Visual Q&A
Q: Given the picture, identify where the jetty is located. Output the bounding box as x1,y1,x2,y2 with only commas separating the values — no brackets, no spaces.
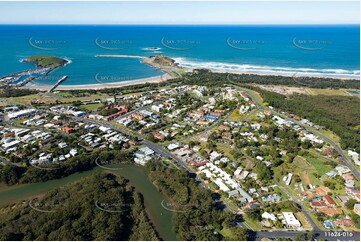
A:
48,76,68,92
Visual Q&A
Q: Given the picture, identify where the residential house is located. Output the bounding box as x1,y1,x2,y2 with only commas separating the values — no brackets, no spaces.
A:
334,219,355,228
282,212,301,228
318,207,343,217
324,195,336,207
262,212,277,222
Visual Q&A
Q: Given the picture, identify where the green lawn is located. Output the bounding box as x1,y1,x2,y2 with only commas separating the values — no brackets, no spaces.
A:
216,143,234,159
306,157,332,176
228,110,244,122
5,93,112,105
79,103,104,111
161,159,179,169
306,88,348,96
317,129,341,146
292,156,326,186
246,89,264,104
273,186,289,200
243,215,267,231
56,91,73,97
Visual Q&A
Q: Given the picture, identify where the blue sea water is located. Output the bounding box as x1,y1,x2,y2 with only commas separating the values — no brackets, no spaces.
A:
0,25,359,86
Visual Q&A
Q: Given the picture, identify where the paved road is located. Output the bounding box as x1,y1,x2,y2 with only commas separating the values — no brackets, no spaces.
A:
273,180,321,231
229,82,360,180
2,87,359,241
115,87,189,121
176,107,236,144
227,82,361,235
68,114,209,188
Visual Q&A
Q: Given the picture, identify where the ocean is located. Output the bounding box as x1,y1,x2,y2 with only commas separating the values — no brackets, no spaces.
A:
0,25,359,86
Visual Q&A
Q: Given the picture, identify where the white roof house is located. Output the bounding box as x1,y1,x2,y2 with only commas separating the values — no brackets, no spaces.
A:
99,126,111,133
8,109,36,120
202,169,216,179
282,212,301,228
262,212,277,222
283,173,293,186
214,178,230,192
234,167,243,177
138,146,154,156
348,150,360,165
1,140,20,149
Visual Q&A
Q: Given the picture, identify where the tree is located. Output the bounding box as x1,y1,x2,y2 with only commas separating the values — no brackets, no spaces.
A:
255,162,273,181
0,165,26,185
0,173,159,240
147,133,156,142
245,207,261,222
350,213,360,228
188,141,195,148
294,232,306,241
294,175,302,183
345,199,357,210
306,231,315,241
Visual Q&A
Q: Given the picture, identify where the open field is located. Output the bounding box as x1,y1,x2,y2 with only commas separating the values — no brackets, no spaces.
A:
295,212,313,229
243,214,267,231
255,84,352,96
228,110,244,121
305,157,332,176
307,88,349,96
256,85,311,95
317,129,342,146
216,143,235,158
4,92,112,105
247,89,264,104
293,156,331,183
79,103,104,111
273,186,289,200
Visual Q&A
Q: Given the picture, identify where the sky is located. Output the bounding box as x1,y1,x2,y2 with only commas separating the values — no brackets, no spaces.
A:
0,1,359,25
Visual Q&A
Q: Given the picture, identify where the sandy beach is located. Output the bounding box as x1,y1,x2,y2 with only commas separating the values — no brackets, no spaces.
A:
22,73,174,91
19,60,359,91
217,69,360,80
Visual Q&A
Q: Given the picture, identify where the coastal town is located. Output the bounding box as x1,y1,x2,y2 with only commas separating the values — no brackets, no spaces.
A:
0,1,359,241
0,80,359,238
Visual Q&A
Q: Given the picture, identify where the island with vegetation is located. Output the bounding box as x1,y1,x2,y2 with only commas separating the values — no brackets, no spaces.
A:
22,55,69,68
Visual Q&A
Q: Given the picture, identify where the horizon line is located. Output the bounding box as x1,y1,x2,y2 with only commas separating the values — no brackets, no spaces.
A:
0,23,359,26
